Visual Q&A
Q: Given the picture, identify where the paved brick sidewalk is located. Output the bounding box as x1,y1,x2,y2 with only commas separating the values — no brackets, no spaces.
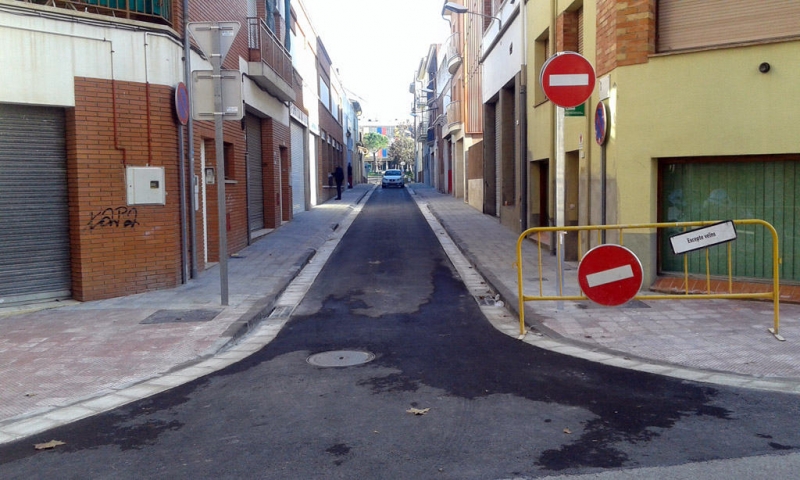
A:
410,185,800,385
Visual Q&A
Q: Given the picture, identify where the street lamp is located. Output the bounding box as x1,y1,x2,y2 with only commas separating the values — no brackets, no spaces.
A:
441,1,502,29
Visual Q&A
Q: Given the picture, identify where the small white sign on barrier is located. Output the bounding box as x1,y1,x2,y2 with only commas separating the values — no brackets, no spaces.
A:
669,220,737,255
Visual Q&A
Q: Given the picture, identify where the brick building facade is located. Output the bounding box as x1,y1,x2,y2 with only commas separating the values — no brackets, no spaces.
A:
0,0,298,303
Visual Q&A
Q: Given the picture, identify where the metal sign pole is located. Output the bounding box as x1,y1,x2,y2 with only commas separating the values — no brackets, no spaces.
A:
187,21,241,306
211,29,229,306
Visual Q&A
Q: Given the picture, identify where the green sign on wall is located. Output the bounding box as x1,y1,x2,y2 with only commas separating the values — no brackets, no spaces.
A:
564,103,585,117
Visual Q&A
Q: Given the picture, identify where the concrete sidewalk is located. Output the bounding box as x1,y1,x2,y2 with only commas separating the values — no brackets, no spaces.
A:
1,182,798,444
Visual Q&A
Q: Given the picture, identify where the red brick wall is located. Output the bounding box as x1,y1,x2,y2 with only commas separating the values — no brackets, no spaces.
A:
68,78,182,301
596,0,656,76
317,66,344,203
557,10,579,52
263,118,291,228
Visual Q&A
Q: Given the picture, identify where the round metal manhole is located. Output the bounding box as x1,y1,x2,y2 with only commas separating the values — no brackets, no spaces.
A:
307,350,375,368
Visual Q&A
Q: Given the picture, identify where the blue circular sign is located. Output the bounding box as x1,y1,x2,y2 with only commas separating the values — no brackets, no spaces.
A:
175,82,190,126
595,102,608,146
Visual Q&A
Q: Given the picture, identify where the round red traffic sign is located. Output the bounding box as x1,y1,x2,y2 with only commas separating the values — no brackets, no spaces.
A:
539,52,596,108
578,244,643,306
175,82,190,126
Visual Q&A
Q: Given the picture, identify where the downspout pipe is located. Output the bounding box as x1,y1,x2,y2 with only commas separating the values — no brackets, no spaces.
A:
284,0,291,51
183,0,197,279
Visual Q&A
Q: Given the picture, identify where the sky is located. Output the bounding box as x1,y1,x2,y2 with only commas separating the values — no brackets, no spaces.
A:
301,0,451,123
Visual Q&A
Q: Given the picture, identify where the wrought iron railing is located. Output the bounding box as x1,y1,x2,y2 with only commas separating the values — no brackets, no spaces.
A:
247,17,292,84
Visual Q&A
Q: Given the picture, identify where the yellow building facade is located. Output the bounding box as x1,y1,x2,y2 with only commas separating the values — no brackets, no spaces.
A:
523,0,800,290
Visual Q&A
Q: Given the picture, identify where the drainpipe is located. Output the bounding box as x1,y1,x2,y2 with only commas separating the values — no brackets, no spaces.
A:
284,0,291,51
519,0,528,232
184,0,197,279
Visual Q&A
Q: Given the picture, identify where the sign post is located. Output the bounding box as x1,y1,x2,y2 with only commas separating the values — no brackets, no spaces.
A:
578,244,643,306
188,21,241,306
540,52,597,273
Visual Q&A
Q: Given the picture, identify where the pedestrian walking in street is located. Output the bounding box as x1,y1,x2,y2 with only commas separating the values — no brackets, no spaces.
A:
334,165,344,200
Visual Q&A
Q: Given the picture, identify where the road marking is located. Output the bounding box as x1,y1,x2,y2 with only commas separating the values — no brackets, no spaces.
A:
586,264,634,288
549,74,589,86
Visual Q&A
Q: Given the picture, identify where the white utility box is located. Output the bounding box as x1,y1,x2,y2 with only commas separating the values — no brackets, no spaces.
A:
126,166,166,205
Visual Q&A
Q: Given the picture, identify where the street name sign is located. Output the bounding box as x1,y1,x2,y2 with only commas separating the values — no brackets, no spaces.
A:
669,221,737,255
578,244,643,306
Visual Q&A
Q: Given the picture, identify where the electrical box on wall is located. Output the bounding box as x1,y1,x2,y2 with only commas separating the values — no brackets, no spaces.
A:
126,166,166,205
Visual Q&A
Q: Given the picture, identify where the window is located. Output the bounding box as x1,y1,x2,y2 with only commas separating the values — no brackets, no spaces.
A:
319,77,330,111
224,143,235,180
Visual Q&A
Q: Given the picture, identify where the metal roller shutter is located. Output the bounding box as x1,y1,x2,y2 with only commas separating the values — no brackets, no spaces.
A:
657,0,800,53
659,156,800,282
246,115,264,232
290,121,306,214
0,104,71,304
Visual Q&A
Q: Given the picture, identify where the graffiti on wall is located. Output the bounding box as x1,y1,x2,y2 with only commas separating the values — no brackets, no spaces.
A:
88,207,140,230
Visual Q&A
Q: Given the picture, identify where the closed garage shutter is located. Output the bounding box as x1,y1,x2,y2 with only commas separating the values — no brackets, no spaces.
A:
290,120,306,214
0,104,71,304
246,115,264,232
657,0,800,53
659,156,800,282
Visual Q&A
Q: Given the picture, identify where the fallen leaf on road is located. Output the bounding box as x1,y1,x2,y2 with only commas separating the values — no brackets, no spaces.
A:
34,440,65,450
563,428,572,434
406,408,430,416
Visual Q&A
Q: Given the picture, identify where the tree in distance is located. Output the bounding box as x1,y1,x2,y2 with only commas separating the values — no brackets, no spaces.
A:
388,123,414,172
363,131,389,172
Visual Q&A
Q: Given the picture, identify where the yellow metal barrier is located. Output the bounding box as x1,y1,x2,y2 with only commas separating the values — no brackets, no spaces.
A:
515,220,783,341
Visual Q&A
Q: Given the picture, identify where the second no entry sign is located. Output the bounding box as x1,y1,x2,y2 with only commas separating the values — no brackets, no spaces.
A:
578,244,643,306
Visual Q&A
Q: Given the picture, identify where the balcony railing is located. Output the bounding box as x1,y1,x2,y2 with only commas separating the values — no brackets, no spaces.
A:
445,100,462,127
444,32,463,75
417,120,429,142
247,17,292,84
24,0,173,26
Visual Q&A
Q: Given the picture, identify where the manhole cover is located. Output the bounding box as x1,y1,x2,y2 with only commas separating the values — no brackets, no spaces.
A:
140,309,221,324
307,350,375,368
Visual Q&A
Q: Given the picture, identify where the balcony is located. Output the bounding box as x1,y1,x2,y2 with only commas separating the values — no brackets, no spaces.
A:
444,101,462,135
444,32,463,75
21,0,173,26
416,120,429,142
247,17,295,103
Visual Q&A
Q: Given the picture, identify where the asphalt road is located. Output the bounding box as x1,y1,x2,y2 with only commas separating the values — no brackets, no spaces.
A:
0,187,798,479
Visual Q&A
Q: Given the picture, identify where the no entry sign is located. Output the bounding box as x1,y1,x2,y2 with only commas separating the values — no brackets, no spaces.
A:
540,52,596,108
578,244,643,306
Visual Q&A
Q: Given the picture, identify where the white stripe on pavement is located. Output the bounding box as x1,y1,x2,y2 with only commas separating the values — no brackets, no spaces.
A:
586,264,634,288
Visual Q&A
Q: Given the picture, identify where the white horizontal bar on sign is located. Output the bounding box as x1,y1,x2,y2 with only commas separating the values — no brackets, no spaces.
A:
586,265,634,288
549,74,589,87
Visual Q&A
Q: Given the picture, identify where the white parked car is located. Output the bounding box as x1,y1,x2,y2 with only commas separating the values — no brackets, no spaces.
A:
381,169,405,188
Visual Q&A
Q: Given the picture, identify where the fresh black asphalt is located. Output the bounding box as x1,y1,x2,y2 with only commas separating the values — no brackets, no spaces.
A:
1,188,798,479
